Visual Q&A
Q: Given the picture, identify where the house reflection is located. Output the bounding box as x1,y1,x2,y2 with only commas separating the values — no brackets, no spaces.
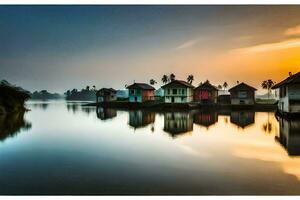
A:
0,111,31,141
128,110,155,129
230,111,255,129
194,111,218,128
163,112,193,138
96,107,117,120
275,116,300,156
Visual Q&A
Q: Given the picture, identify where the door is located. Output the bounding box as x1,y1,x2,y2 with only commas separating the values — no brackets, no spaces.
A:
135,97,138,102
171,97,175,103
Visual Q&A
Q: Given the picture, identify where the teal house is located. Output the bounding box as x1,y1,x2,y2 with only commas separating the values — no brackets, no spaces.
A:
126,83,155,103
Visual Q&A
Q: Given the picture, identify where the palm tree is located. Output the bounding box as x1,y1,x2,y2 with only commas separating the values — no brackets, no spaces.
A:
187,74,194,84
150,79,157,85
161,75,169,84
169,73,176,82
217,85,222,90
92,85,96,91
223,82,228,92
86,86,90,91
261,79,275,99
236,81,240,85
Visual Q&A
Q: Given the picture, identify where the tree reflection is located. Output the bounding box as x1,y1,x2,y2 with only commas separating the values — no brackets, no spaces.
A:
0,111,31,141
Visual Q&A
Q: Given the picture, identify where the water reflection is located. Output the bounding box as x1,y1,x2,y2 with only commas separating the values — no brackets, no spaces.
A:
230,111,255,129
128,110,155,129
163,112,193,138
31,102,49,110
96,107,117,120
0,111,31,141
194,111,218,128
276,116,300,156
66,103,96,116
2,102,300,194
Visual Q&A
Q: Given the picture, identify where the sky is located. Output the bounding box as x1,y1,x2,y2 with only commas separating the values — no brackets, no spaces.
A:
1,5,300,94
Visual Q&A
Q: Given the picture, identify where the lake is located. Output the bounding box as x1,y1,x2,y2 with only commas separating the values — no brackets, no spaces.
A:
0,101,299,195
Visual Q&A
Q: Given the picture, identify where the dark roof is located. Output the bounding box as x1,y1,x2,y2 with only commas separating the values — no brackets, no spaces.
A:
97,88,116,95
195,81,218,91
228,82,257,92
161,80,194,89
126,83,155,90
272,71,300,89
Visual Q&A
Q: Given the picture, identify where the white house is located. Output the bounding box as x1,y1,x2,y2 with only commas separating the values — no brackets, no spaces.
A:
272,72,300,114
161,80,194,103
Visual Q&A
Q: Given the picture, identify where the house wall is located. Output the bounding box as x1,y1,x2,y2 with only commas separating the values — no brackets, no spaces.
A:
128,89,142,103
288,84,300,113
142,90,155,101
164,87,193,103
194,89,218,103
128,89,154,103
230,90,255,105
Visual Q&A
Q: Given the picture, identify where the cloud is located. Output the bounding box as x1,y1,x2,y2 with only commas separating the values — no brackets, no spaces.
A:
175,39,200,50
285,24,300,36
231,38,300,53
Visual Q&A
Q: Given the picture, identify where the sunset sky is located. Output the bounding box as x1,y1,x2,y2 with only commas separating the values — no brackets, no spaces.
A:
1,5,300,93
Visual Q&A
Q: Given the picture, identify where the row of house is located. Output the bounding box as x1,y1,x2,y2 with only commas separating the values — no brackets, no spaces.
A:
125,80,257,105
96,71,300,113
97,80,257,105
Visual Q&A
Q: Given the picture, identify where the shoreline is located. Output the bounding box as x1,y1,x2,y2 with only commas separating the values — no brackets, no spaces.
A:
83,101,278,112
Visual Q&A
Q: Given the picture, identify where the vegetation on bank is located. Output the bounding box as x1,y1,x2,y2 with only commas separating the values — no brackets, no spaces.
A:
64,86,97,101
0,80,30,114
30,90,63,100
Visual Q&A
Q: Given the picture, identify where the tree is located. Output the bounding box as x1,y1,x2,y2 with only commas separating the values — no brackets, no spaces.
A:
217,85,222,90
169,73,176,82
223,82,228,92
150,79,157,85
187,74,194,84
92,85,96,91
261,79,275,99
236,81,240,85
161,75,169,84
86,86,90,91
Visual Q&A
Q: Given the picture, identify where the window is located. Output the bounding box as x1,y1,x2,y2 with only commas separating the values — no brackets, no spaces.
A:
238,91,247,98
130,89,135,95
181,97,185,101
173,89,177,94
182,89,185,94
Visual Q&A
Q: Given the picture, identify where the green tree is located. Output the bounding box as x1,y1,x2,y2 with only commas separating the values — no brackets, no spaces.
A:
223,82,228,92
187,74,194,84
150,79,157,85
261,79,275,99
169,73,176,82
161,75,169,84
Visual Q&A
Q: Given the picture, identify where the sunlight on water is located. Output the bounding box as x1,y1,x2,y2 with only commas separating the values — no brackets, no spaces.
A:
0,101,299,194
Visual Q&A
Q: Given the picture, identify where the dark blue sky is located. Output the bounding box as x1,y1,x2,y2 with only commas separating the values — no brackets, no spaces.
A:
1,6,300,92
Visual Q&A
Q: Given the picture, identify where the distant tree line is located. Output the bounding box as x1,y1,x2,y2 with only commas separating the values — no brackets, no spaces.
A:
64,85,96,101
31,90,62,100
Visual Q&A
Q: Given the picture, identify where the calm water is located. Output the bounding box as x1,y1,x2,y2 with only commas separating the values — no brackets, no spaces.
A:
0,101,300,195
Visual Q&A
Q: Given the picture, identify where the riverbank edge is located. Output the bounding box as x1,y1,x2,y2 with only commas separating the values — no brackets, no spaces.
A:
83,101,277,112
